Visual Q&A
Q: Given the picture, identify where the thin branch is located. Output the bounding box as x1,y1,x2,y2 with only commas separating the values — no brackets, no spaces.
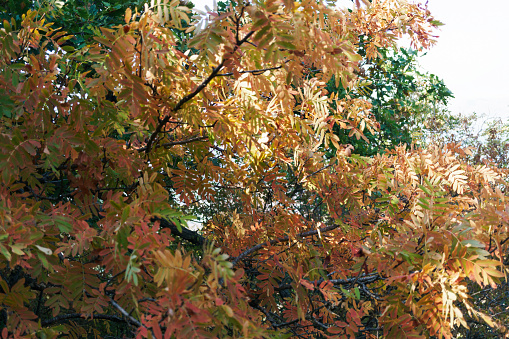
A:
109,298,142,328
231,223,341,267
41,312,139,327
350,256,368,287
303,164,333,181
234,6,245,44
274,318,300,328
216,65,284,77
275,273,382,292
137,135,208,152
35,288,44,317
288,164,333,197
308,316,329,330
145,30,255,153
106,270,126,289
250,303,278,329
329,273,381,286
159,135,208,148
154,217,206,246
360,283,381,300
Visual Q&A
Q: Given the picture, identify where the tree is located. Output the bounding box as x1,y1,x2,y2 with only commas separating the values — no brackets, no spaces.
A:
0,0,149,48
326,46,455,157
447,114,509,168
0,1,507,338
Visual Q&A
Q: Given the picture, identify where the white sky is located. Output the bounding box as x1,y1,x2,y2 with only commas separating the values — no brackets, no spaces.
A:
191,0,509,120
416,0,509,120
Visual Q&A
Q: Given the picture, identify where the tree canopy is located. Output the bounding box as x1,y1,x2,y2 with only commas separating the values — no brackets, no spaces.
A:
0,1,508,338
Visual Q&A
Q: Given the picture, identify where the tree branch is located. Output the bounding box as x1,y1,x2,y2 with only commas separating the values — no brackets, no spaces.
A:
274,273,382,292
41,312,139,327
159,135,208,148
154,217,206,246
231,223,341,267
109,298,142,328
145,30,255,153
216,65,284,77
137,135,208,152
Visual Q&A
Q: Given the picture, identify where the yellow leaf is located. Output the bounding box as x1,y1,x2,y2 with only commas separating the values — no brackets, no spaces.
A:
125,8,132,24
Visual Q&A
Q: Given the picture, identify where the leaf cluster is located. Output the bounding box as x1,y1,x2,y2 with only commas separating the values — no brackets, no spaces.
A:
0,1,507,339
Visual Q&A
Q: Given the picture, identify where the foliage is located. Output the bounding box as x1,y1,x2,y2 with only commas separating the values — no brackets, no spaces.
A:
448,114,509,168
327,46,455,157
1,0,149,49
0,1,507,339
421,114,509,338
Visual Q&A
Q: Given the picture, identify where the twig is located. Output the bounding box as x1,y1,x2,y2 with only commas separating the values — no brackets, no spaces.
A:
274,318,300,328
360,282,381,300
35,288,45,317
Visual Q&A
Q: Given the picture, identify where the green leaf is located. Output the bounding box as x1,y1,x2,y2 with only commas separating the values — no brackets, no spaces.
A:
117,226,130,250
11,243,25,255
62,45,75,53
276,41,296,50
122,205,130,223
344,51,362,62
252,17,268,30
55,217,73,233
353,287,360,299
418,184,432,196
0,244,11,261
3,20,11,33
461,239,485,248
37,251,50,269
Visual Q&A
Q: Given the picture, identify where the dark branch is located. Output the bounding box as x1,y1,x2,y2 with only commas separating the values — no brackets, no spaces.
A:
274,273,382,292
216,65,283,77
145,30,255,153
137,135,208,152
41,313,139,327
159,135,208,148
249,303,278,329
303,164,333,181
154,217,206,246
231,223,341,267
109,298,142,328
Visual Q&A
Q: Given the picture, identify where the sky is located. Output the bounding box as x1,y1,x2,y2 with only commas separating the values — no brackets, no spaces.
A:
191,0,509,121
415,1,509,121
